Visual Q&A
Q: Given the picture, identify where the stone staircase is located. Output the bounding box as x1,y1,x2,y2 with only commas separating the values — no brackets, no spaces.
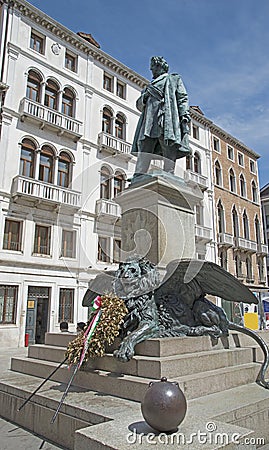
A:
8,332,265,401
0,331,269,449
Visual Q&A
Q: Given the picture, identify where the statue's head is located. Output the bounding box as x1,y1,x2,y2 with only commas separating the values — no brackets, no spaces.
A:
113,255,160,299
150,56,169,78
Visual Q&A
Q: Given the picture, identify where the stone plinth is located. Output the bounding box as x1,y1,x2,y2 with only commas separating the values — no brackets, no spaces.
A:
114,174,203,268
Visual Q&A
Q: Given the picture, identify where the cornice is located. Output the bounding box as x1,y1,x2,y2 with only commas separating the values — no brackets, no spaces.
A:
190,107,260,160
4,0,148,88
190,107,212,127
209,122,260,159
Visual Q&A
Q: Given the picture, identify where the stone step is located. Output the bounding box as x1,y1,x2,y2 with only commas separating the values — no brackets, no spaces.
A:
10,356,261,402
45,332,240,358
44,330,268,359
29,344,254,379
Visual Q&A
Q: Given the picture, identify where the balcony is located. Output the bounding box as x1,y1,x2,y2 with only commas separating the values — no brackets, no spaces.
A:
184,170,209,190
257,243,268,256
217,233,234,247
20,98,82,142
95,198,121,222
195,224,212,243
11,176,81,211
234,237,257,253
98,132,132,159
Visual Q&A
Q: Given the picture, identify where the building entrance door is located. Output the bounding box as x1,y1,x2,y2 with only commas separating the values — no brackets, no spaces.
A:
25,286,50,345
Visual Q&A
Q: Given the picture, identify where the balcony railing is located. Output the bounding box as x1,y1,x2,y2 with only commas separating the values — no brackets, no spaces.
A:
195,224,212,242
20,98,82,141
12,176,81,210
184,170,209,190
98,132,132,157
257,243,268,256
234,237,257,253
95,198,121,219
217,233,234,247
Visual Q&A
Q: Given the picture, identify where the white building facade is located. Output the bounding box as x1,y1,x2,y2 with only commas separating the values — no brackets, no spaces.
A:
0,0,216,347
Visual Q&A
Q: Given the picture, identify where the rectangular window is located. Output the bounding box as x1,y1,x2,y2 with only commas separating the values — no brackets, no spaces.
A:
0,285,18,324
116,80,126,99
103,73,113,92
250,159,256,173
65,50,77,72
98,236,110,262
3,219,22,251
266,215,269,228
192,124,199,140
227,146,234,160
34,225,51,255
195,205,203,226
61,230,76,258
58,288,74,323
30,30,45,54
113,239,121,263
213,137,220,152
238,152,244,166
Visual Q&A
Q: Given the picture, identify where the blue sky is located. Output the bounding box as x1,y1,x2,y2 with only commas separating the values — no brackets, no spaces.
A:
29,0,269,188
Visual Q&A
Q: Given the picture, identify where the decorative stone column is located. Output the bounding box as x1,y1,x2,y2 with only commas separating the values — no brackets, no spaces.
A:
114,174,203,269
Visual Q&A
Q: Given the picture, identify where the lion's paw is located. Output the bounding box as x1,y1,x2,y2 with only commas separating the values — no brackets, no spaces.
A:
113,341,135,362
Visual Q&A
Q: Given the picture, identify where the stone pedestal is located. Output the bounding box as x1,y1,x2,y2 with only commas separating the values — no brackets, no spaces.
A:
114,174,203,269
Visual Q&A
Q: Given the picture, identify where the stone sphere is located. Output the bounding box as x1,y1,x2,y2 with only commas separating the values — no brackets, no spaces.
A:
141,377,187,432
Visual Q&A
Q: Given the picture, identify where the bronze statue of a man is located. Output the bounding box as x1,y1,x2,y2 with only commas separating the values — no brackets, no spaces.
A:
131,56,191,180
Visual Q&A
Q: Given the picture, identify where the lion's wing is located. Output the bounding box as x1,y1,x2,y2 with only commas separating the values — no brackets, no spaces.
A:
155,259,258,306
82,271,116,307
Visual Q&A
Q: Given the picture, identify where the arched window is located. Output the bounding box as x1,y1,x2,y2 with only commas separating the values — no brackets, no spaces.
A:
243,211,249,240
100,166,111,199
186,154,192,170
246,256,252,281
115,114,125,140
114,171,125,197
219,250,227,270
102,108,113,134
240,174,246,197
20,138,36,178
258,258,264,282
39,146,54,183
255,216,261,244
44,79,59,110
215,161,222,186
229,169,236,193
58,152,72,187
217,200,225,234
232,206,239,237
26,70,41,102
252,181,257,203
235,254,242,278
62,88,75,117
193,152,201,174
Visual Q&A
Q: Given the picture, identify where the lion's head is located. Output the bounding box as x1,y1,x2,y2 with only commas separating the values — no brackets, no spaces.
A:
113,255,160,299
